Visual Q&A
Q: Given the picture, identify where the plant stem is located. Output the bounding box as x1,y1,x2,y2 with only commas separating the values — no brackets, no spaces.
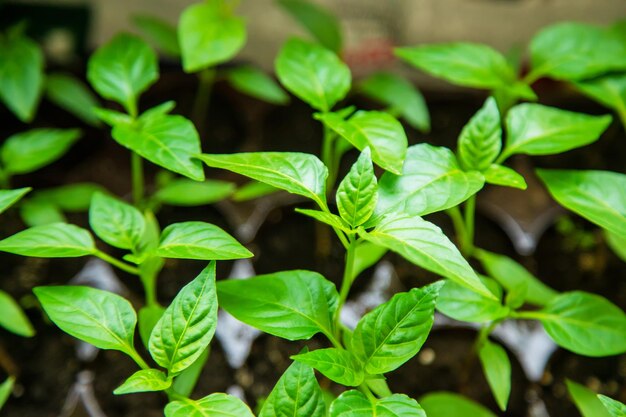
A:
358,383,377,402
321,124,337,190
447,206,467,248
192,68,216,135
93,250,140,275
131,152,145,208
0,169,10,189
462,196,476,256
127,348,150,370
335,237,357,325
140,263,160,307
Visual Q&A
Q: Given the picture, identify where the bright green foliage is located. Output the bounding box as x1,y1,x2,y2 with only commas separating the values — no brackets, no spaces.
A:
566,380,611,417
0,31,44,122
350,282,442,374
46,73,101,126
501,104,611,160
90,192,145,251
30,183,107,212
0,188,30,214
0,223,95,258
420,392,497,417
296,209,350,233
598,395,626,417
133,15,180,57
330,391,426,417
149,263,218,374
165,393,255,417
276,38,351,112
575,74,626,119
0,290,34,336
359,71,430,132
154,178,235,206
292,348,364,386
0,377,14,410
483,164,527,189
316,111,408,174
457,97,501,172
336,148,378,227
478,339,511,411
225,66,289,105
218,270,338,341
178,1,246,73
351,241,387,281
114,369,171,395
437,277,508,323
87,33,158,115
34,286,138,355
259,359,326,417
277,0,342,53
1,128,82,175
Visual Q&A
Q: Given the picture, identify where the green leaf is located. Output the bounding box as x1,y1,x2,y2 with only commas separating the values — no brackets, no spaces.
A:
171,348,209,398
93,107,133,126
530,22,626,81
232,181,279,202
537,170,626,240
292,348,364,386
483,164,527,190
87,33,158,114
316,110,407,175
165,393,255,417
477,250,557,306
198,152,328,206
114,369,171,395
277,0,342,53
218,270,338,341
133,15,180,57
0,377,14,409
295,208,350,233
330,391,426,417
31,183,107,212
33,286,137,355
437,277,508,323
575,74,626,117
226,65,289,105
420,392,497,417
0,290,34,336
350,282,442,374
457,97,501,172
155,178,235,206
89,192,145,250
0,188,30,215
111,105,204,181
535,291,626,356
46,73,101,126
374,144,484,219
395,43,518,91
605,229,626,263
149,263,218,374
0,223,95,258
1,128,82,175
19,200,66,227
259,359,326,417
0,33,43,122
138,305,164,348
362,214,493,299
501,104,611,160
598,395,626,417
178,1,246,73
157,221,251,260
478,339,511,411
359,71,430,132
336,148,378,227
566,380,611,417
275,38,350,112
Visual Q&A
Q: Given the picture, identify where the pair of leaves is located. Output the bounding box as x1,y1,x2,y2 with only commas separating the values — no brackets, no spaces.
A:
330,390,426,417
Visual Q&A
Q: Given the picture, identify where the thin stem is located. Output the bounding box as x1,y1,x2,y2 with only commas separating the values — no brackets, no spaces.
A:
462,196,476,256
358,383,377,402
140,262,160,307
192,68,216,134
316,199,350,250
335,237,357,324
447,206,467,248
127,348,150,370
131,152,145,208
94,250,140,275
0,169,10,189
474,319,501,351
321,124,337,190
510,310,547,321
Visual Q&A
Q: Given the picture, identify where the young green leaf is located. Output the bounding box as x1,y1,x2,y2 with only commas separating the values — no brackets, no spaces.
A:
457,97,501,172
114,369,171,395
225,65,289,105
149,262,218,374
1,128,82,175
133,15,180,57
165,393,255,417
138,305,165,348
0,223,95,257
362,214,493,299
217,270,338,341
566,380,611,417
0,33,43,122
501,104,611,160
350,282,442,374
154,178,235,207
178,1,246,73
275,38,350,112
90,192,145,250
157,221,251,260
292,348,364,386
537,170,626,240
19,200,66,227
575,74,626,119
598,395,626,417
87,33,158,114
232,181,279,202
198,152,328,206
483,164,527,190
437,277,508,323
259,359,326,417
478,339,511,411
31,183,107,212
336,148,378,227
0,188,30,215
34,286,137,355
46,73,101,126
93,107,134,126
295,208,351,233
359,71,430,132
0,377,14,409
351,241,387,281
277,0,342,53
317,111,408,175
0,290,34,337
420,392,497,417
330,390,426,417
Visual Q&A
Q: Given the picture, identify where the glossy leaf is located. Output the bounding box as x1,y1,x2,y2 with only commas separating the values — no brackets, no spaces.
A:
149,263,218,374
31,183,107,212
34,286,137,355
330,390,426,417
501,104,611,160
0,223,95,258
362,214,493,299
178,1,246,72
1,128,82,175
295,208,350,232
457,97,501,172
275,38,350,111
336,148,378,227
350,282,442,374
133,15,180,56
90,192,145,250
292,348,364,386
0,377,14,409
567,380,611,417
277,0,342,52
575,74,626,117
479,340,511,411
114,369,171,395
154,178,235,206
165,393,255,417
420,392,497,417
218,270,338,341
87,33,158,114
437,277,508,323
226,65,289,105
198,152,328,205
598,395,626,417
46,73,101,126
0,290,34,336
483,164,527,189
0,188,30,215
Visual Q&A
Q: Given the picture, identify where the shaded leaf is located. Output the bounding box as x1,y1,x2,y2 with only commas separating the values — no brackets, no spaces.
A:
226,65,289,105
154,179,235,206
292,348,363,386
46,73,101,126
0,290,34,336
277,0,342,52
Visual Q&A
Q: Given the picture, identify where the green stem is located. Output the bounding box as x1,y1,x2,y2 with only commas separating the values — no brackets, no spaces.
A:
321,124,337,190
0,169,10,189
358,383,377,402
447,206,467,248
474,319,501,351
140,264,159,307
335,237,357,325
510,310,547,321
192,68,216,134
94,250,140,275
316,199,350,250
127,348,150,370
462,196,476,256
131,152,145,208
